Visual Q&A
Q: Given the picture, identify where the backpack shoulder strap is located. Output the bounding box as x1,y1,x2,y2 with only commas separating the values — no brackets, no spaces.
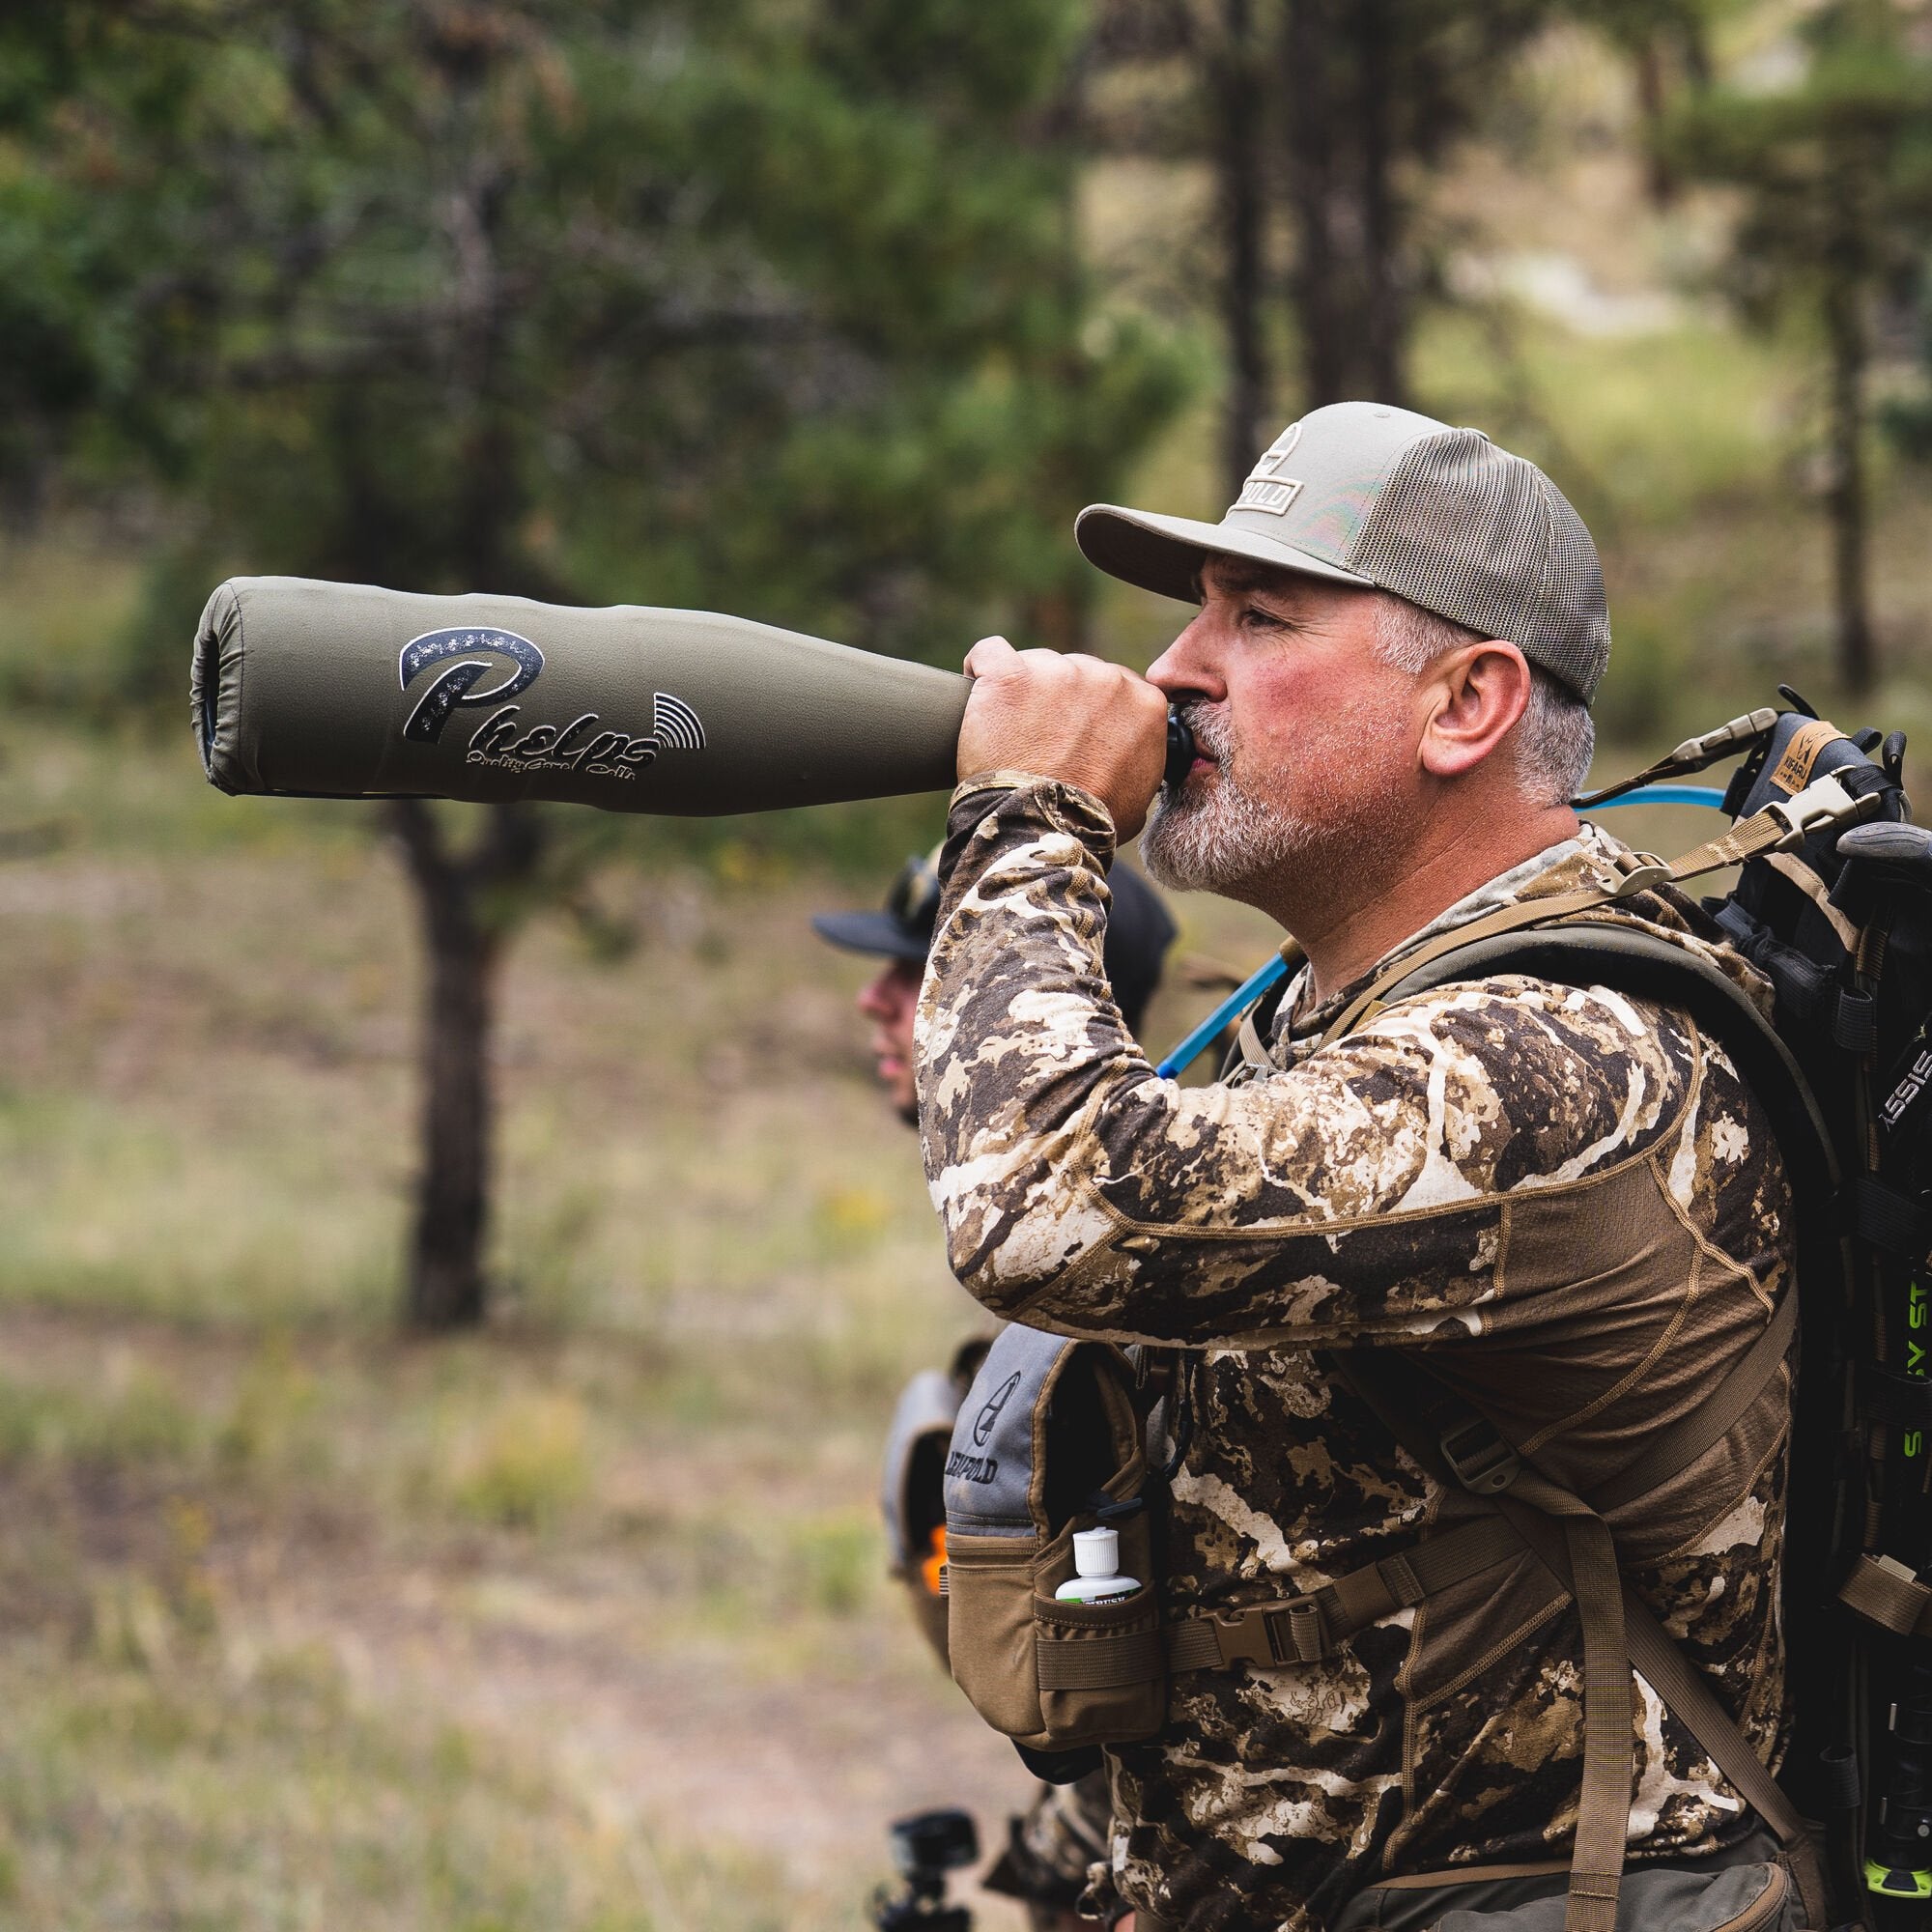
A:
1334,915,1846,1927
1321,767,1880,1051
1346,922,1839,1206
1338,1345,1826,1928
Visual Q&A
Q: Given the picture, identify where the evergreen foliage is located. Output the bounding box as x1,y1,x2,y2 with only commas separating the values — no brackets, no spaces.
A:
0,0,1190,1327
0,0,1188,657
1666,0,1932,693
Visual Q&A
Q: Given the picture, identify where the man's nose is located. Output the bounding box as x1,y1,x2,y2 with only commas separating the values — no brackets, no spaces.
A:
1148,609,1226,703
858,967,897,1018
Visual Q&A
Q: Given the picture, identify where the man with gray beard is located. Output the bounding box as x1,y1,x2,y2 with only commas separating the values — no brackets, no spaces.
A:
913,403,1797,1929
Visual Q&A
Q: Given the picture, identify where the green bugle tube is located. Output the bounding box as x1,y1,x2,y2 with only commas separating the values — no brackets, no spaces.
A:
191,577,972,816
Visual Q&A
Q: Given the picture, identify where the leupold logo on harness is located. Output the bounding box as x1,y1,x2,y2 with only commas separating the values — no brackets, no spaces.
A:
972,1372,1021,1447
945,1448,999,1485
398,628,706,781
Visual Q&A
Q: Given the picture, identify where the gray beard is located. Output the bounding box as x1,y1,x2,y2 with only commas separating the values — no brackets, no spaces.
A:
1140,709,1318,895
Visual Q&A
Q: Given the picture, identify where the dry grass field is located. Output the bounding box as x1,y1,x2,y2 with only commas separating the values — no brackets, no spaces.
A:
0,705,1301,1930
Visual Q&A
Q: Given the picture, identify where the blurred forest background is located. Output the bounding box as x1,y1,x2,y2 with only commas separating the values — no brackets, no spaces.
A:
4,1,1932,1926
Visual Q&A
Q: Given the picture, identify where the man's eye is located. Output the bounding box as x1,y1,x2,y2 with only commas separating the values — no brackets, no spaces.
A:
1240,605,1284,630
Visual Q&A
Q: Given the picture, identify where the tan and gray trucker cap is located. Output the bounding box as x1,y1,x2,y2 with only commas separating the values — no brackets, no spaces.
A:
1076,401,1610,702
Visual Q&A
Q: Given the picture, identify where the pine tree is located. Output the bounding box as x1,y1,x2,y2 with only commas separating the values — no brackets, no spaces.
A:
1668,0,1932,695
3,0,1189,1326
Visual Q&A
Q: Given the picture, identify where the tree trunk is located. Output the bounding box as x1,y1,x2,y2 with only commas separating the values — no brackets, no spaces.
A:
1633,41,1677,209
1282,0,1409,409
1284,0,1344,407
1352,0,1404,405
388,798,544,1330
1213,0,1270,495
1823,273,1876,696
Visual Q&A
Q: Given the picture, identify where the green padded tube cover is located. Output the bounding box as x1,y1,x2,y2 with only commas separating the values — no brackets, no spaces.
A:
192,577,972,815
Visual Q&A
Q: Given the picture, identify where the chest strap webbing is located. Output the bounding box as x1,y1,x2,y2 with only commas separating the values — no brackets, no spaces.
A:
1160,1284,1796,1678
1340,1345,1819,1929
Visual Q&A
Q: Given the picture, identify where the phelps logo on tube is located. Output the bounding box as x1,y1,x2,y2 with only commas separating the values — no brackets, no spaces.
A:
398,626,706,781
191,576,968,815
400,628,547,742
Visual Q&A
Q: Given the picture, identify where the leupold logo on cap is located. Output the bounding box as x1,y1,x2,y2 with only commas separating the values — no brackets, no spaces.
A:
398,627,705,781
1235,421,1304,517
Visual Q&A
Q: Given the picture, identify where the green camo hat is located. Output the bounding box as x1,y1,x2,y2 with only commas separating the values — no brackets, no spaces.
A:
1076,400,1610,702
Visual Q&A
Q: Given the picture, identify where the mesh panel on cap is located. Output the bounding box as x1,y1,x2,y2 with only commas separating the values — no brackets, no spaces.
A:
1343,428,1609,699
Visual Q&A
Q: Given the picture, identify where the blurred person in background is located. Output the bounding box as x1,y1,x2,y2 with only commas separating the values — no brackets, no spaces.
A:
814,851,1177,1927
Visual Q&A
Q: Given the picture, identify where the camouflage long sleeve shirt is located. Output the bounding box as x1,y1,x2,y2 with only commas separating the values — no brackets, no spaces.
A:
916,774,1794,1932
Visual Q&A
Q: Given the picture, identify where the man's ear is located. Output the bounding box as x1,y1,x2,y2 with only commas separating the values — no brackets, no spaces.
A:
1416,641,1533,781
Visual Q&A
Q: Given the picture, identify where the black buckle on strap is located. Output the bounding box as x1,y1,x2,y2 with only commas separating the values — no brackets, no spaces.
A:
1439,1418,1521,1494
1858,1362,1932,1432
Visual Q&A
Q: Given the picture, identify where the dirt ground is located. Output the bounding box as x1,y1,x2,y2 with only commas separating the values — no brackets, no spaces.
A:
0,724,1289,1927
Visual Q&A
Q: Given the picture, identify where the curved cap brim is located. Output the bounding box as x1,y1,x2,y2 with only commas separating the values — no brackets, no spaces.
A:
810,910,929,962
1076,504,1373,605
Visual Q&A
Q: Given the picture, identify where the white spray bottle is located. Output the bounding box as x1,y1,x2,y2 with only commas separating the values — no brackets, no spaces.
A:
1054,1525,1142,1605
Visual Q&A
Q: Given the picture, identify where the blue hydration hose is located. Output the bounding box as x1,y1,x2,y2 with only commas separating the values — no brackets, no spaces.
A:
1152,782,1729,1079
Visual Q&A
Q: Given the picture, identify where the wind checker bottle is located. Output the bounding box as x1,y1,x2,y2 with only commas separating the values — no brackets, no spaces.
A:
937,691,1932,1932
1054,1527,1142,1605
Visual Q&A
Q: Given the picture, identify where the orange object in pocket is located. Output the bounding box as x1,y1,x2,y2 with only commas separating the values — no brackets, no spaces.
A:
921,1525,948,1597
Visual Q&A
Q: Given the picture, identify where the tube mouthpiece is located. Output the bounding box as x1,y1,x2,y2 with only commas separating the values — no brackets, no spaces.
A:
1164,710,1195,789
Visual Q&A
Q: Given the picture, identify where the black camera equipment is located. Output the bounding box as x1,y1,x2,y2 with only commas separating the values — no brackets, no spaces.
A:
870,1808,979,1932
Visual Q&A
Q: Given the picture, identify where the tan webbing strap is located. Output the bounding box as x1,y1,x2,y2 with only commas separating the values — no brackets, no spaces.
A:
1235,943,1303,1070
1589,1286,1798,1518
1838,1551,1932,1638
1035,1627,1166,1690
1337,1352,1814,1932
1317,1359,1634,1931
1762,850,1862,953
1616,1585,1805,1849
1319,782,1872,1049
1502,1469,1634,1932
1486,1487,1821,1924
1321,883,1620,1047
1236,1007,1272,1070
1618,1583,1827,1931
1164,1516,1523,1674
1350,1351,1806,1851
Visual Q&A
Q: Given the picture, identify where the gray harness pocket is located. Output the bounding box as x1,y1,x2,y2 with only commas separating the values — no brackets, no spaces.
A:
1335,1852,1804,1932
941,1323,1165,1750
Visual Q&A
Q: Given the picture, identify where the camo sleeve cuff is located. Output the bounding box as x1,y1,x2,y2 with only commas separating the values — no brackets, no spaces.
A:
945,772,1119,863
